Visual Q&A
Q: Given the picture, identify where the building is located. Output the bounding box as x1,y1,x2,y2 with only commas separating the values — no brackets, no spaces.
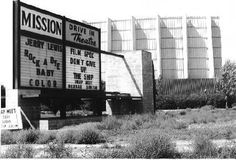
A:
88,16,222,80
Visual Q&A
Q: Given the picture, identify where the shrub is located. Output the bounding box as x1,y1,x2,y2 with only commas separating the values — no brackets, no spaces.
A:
219,127,233,140
98,116,122,130
185,93,206,109
94,132,180,159
156,94,206,110
192,135,217,158
174,95,187,109
121,120,140,130
201,105,215,110
128,132,180,158
56,129,76,144
186,110,216,124
190,128,216,139
93,149,130,158
1,130,17,144
57,128,105,144
120,114,153,130
156,95,177,110
15,129,40,144
61,122,100,130
159,119,188,130
74,128,105,144
207,93,226,108
217,145,236,158
155,92,226,110
43,139,74,158
1,144,35,158
37,131,57,144
179,110,186,115
190,126,236,140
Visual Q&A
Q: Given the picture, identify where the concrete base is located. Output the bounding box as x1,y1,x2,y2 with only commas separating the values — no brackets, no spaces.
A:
105,98,142,115
37,116,104,130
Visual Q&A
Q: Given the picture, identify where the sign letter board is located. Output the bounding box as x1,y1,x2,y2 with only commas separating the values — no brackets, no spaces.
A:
66,47,100,90
20,36,63,88
13,1,101,91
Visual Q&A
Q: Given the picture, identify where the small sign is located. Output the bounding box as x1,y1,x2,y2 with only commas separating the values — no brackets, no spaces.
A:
1,107,23,130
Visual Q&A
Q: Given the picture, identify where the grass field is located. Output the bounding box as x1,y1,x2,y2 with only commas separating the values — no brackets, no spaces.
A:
2,106,236,158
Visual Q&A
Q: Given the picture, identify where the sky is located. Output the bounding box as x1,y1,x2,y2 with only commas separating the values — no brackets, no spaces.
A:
0,0,236,88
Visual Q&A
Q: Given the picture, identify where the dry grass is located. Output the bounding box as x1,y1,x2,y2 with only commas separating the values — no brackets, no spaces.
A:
2,108,236,158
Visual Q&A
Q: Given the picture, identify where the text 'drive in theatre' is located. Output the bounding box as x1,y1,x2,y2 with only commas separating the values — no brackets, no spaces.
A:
20,36,63,88
66,46,100,90
65,21,99,49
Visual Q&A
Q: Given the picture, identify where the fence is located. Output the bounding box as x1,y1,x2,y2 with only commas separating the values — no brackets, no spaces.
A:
157,78,217,95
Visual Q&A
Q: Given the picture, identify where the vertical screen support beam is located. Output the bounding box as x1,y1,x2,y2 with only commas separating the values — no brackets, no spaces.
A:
207,16,215,78
182,15,189,79
156,15,162,78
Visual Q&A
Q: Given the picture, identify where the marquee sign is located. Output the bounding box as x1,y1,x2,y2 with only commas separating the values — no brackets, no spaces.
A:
13,1,101,91
66,47,100,90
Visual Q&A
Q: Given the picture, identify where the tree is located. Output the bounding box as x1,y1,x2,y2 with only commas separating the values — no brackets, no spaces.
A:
155,75,163,96
216,60,236,108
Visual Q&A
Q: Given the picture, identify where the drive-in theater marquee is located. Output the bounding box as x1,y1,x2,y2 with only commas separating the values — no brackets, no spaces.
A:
13,1,101,91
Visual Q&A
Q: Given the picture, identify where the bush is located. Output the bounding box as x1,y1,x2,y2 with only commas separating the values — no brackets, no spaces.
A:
120,114,154,130
16,129,40,144
185,93,206,109
1,130,17,144
159,119,188,130
37,131,57,144
207,93,226,108
121,120,140,130
155,93,226,110
57,128,105,144
1,144,35,158
43,139,74,158
93,149,131,158
189,126,236,140
94,132,180,159
56,129,76,144
179,110,186,115
156,95,177,110
61,122,100,130
185,110,216,124
75,128,105,144
217,146,236,158
201,105,215,110
192,135,217,158
98,116,122,130
128,132,180,158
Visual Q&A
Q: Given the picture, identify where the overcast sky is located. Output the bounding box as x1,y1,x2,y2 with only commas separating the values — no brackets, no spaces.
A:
0,0,236,87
